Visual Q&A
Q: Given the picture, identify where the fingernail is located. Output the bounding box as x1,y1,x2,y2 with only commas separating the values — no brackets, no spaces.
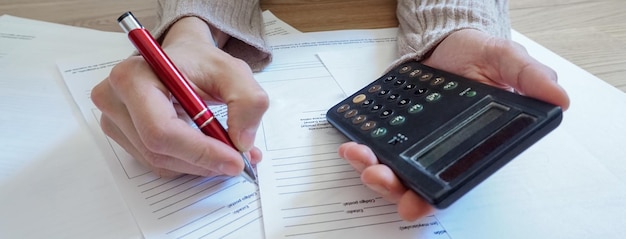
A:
367,183,390,196
238,128,256,151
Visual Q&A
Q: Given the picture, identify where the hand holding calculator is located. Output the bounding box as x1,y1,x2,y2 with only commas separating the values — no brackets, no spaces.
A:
326,61,562,209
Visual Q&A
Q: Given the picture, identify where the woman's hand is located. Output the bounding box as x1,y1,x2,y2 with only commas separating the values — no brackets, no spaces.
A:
339,29,570,221
91,17,269,178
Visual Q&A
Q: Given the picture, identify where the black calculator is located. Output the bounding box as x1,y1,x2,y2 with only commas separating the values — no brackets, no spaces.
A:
326,61,562,209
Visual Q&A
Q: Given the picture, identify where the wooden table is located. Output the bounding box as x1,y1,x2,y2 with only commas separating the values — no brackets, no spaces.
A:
2,0,625,91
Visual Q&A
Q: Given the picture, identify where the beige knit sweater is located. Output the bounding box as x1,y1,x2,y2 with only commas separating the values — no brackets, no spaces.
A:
152,0,511,72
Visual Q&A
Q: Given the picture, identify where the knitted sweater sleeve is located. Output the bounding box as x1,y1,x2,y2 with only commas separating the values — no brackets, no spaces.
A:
152,0,272,71
395,0,511,64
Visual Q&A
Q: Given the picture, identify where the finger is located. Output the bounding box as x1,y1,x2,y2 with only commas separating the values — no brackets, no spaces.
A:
100,115,182,178
514,60,570,110
92,76,151,160
107,58,244,176
489,41,570,110
361,164,407,203
338,142,379,173
396,191,435,221
94,80,218,177
190,54,269,152
361,164,434,221
247,146,263,165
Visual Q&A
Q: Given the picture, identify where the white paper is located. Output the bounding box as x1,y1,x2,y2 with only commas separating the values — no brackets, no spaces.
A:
262,10,302,37
255,28,453,238
315,30,626,238
55,11,304,239
58,52,265,238
0,15,140,239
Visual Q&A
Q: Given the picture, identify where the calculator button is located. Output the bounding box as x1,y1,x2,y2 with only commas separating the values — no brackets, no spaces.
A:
352,94,367,104
399,65,412,73
409,69,422,77
384,76,397,83
465,90,477,97
398,98,411,107
371,104,383,111
443,81,458,90
362,99,374,107
378,89,390,97
415,88,428,96
404,83,416,90
459,88,478,97
344,109,358,118
419,73,433,81
408,104,424,114
361,121,377,131
425,93,442,102
368,84,382,93
389,115,406,126
336,104,350,113
431,77,445,86
387,94,400,101
394,79,406,87
380,109,393,118
370,127,387,138
352,115,367,124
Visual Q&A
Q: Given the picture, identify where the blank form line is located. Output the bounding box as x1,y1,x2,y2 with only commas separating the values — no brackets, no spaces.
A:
279,184,364,195
365,203,395,210
166,207,224,236
283,210,344,219
263,61,323,72
155,179,242,219
144,176,200,199
198,205,263,239
282,202,340,211
137,175,164,188
285,212,398,228
284,219,403,237
274,163,351,173
217,214,263,239
271,152,337,162
273,157,342,167
149,176,218,206
175,210,230,239
139,175,186,192
153,178,230,215
277,176,361,187
276,170,355,180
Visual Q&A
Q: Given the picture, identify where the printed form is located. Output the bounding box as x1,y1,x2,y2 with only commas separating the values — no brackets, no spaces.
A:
256,28,626,239
255,29,450,238
58,11,299,239
57,10,626,239
59,52,264,239
59,18,449,238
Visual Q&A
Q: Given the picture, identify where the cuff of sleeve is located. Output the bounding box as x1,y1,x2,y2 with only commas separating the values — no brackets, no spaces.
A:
393,0,511,67
153,0,272,72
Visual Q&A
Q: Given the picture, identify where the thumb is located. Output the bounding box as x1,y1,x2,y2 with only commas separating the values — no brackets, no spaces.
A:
224,89,270,152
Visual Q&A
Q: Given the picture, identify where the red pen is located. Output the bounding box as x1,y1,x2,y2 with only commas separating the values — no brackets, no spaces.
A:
117,11,257,184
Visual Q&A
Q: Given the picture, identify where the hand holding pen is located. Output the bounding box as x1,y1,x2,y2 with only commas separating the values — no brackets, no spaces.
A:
91,12,268,182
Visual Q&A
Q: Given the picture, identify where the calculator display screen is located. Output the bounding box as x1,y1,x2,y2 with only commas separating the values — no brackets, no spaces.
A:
438,113,536,182
417,104,507,168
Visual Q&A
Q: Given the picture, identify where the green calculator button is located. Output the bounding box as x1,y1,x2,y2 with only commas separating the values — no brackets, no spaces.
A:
390,115,406,126
443,81,458,90
408,104,424,114
425,92,442,102
371,127,387,138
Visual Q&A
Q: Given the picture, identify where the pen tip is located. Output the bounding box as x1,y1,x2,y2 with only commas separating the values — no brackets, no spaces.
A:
240,153,258,185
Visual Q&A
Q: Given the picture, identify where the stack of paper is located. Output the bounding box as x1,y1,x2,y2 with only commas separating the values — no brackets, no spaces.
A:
3,10,626,239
